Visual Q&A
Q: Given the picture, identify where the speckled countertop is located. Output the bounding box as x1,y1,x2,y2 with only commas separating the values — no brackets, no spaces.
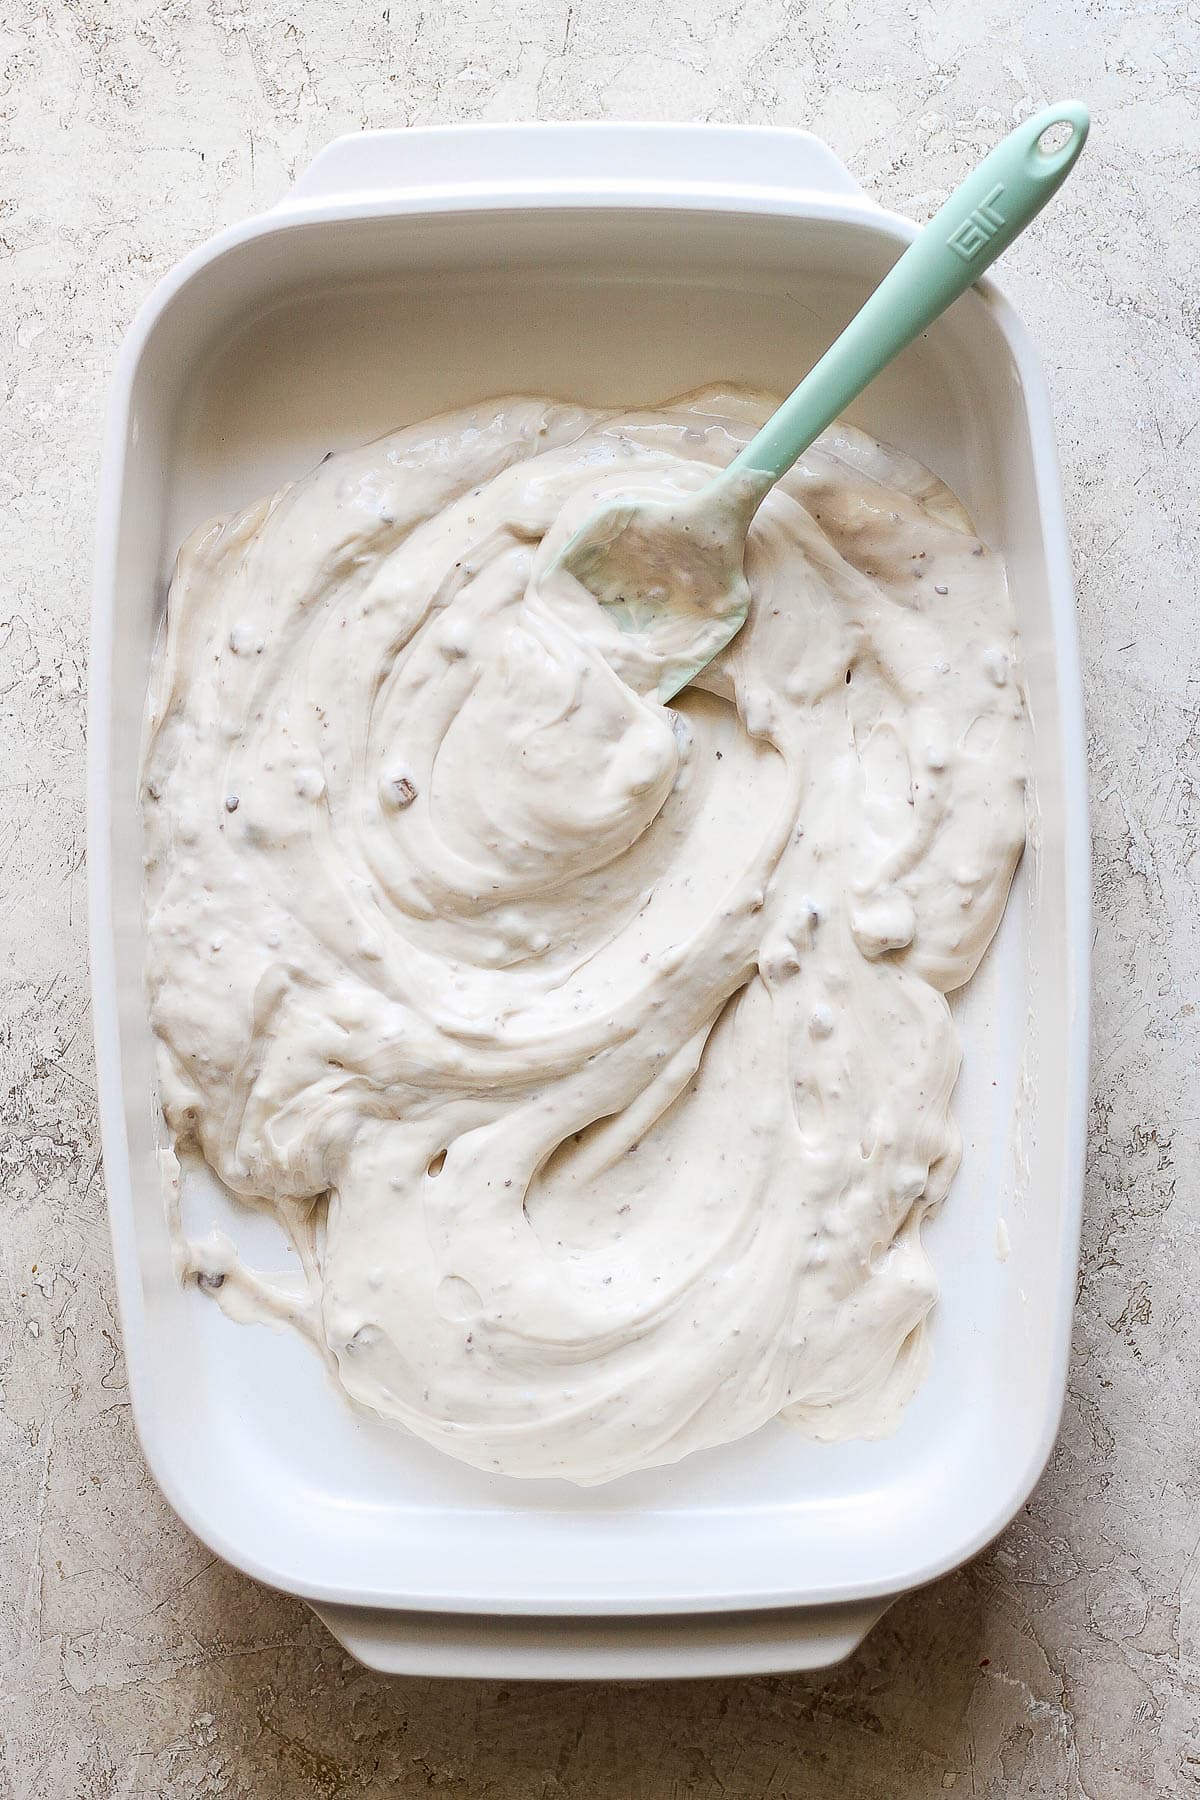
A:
3,1,1198,1795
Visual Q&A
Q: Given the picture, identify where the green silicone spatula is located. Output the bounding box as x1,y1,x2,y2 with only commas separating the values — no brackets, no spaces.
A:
558,101,1089,699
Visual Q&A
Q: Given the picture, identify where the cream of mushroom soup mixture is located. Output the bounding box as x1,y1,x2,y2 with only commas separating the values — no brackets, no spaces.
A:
140,387,1026,1484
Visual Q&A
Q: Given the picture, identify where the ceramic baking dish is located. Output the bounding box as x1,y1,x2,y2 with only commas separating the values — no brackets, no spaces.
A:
89,123,1089,1678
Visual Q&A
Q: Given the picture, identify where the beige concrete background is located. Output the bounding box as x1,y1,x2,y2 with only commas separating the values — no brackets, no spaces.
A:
3,0,1198,1794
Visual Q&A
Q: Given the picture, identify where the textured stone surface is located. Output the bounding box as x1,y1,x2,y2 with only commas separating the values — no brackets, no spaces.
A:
2,1,1198,1794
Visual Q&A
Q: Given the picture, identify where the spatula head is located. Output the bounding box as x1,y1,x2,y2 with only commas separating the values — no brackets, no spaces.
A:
555,478,766,701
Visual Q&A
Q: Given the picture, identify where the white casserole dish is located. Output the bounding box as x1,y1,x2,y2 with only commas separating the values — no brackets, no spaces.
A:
89,123,1089,1678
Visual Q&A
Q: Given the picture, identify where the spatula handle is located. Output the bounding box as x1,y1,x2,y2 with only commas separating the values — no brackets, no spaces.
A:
727,101,1090,485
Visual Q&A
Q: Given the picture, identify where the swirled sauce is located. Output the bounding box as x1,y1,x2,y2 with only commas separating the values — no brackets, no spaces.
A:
141,387,1026,1484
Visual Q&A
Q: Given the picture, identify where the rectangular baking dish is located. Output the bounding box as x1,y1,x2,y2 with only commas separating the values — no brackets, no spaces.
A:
89,123,1089,1677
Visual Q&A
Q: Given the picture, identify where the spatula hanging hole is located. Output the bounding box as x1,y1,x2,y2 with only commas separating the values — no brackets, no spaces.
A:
427,1148,447,1178
1037,120,1074,155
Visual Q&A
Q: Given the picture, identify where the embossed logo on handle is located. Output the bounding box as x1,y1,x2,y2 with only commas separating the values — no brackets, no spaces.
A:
946,183,1008,261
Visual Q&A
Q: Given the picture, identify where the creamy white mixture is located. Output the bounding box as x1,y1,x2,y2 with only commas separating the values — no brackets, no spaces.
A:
141,387,1026,1485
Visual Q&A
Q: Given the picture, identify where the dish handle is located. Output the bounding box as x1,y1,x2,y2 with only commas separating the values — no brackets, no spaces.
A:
310,1596,891,1679
281,123,870,211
